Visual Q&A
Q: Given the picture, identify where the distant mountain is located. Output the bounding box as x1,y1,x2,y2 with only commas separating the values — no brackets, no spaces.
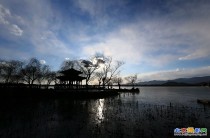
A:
161,81,192,86
137,76,210,86
173,76,210,84
139,80,166,85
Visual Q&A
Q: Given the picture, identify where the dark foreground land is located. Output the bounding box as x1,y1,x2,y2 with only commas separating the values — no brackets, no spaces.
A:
0,87,139,100
0,88,209,138
0,89,118,100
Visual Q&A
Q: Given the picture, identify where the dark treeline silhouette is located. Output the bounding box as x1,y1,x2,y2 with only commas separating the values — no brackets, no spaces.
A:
0,58,56,88
59,53,125,89
0,54,140,92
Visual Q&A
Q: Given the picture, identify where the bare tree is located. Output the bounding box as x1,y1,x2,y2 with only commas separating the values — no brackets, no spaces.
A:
0,60,13,83
125,74,138,89
21,58,42,86
92,53,125,89
78,55,105,87
59,58,97,87
60,60,78,71
37,65,51,85
45,71,57,85
112,77,123,89
95,72,104,87
107,80,113,89
0,59,24,83
97,55,124,89
79,60,98,86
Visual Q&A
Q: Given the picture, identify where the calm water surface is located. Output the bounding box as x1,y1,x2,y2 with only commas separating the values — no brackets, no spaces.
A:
0,87,210,137
121,86,210,107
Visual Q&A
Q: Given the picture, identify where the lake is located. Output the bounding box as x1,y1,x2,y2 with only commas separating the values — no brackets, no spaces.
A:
0,87,210,137
120,86,210,107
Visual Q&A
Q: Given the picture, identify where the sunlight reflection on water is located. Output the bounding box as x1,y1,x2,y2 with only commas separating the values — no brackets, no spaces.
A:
97,99,104,123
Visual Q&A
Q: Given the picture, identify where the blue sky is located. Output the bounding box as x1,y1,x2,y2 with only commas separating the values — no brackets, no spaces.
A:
0,0,210,81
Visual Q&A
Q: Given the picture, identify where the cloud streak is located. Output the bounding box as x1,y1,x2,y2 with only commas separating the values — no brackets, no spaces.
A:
10,24,23,36
0,4,23,36
82,1,210,69
139,66,210,81
0,0,210,75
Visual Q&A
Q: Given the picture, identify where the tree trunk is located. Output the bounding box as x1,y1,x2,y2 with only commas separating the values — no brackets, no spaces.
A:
98,81,101,90
103,82,105,89
86,79,89,91
30,80,34,89
118,83,121,89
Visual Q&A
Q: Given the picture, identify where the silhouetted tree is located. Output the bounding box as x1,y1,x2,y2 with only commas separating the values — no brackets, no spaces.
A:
94,54,124,88
78,54,105,87
37,65,51,85
21,58,42,86
107,81,113,89
59,59,81,85
60,60,78,71
112,77,123,89
125,74,138,88
45,71,57,85
0,59,24,83
37,70,57,89
95,72,104,87
79,61,97,86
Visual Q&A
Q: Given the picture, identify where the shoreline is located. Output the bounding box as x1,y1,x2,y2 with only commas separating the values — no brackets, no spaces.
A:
0,88,139,99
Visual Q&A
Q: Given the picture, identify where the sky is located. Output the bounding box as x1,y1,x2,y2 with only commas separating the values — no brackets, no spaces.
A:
0,0,210,81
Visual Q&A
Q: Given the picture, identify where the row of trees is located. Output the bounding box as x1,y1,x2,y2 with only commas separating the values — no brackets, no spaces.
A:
0,58,56,86
0,54,138,88
59,53,138,89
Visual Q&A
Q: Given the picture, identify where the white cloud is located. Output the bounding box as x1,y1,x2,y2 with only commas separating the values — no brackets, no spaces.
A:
73,0,127,26
40,60,46,64
75,0,99,17
0,4,10,25
40,30,54,40
1,0,210,77
10,24,23,36
179,45,210,60
0,1,71,59
82,21,182,66
82,3,210,67
31,30,72,58
0,4,23,36
139,66,210,81
6,0,73,58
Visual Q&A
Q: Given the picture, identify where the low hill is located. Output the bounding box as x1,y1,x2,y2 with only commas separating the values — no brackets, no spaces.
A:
137,76,210,86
